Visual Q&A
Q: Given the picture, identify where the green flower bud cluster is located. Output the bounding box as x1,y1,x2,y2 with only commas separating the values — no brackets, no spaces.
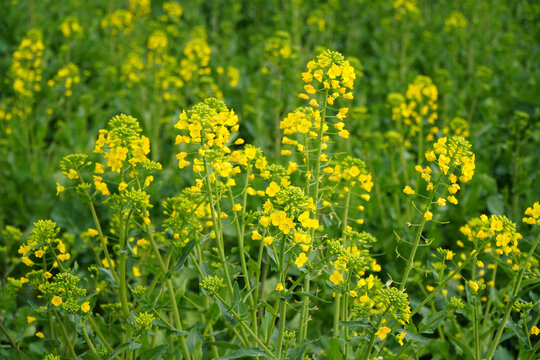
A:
134,312,155,331
200,275,225,296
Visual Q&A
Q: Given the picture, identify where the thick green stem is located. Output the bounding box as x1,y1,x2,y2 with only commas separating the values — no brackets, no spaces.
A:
473,296,481,360
333,293,341,337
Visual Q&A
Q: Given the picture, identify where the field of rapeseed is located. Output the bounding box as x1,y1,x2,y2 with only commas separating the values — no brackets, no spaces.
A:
1,1,539,359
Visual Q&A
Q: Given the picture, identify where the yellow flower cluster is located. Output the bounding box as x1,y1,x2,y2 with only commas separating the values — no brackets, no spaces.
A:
129,0,151,17
94,114,152,175
175,98,239,171
460,215,521,255
59,15,83,38
299,49,355,106
11,29,44,97
444,11,468,30
402,76,439,144
147,30,169,51
405,137,475,205
121,53,145,87
48,63,81,97
392,0,420,20
180,31,212,82
523,201,540,225
162,1,183,22
100,9,134,36
264,31,293,62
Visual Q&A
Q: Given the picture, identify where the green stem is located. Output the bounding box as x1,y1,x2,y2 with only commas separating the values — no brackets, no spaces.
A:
333,293,341,337
53,308,78,359
0,320,19,351
526,338,540,360
81,320,101,360
88,317,113,352
88,201,119,283
399,171,445,291
486,234,540,360
363,306,390,360
203,159,235,298
276,235,288,356
146,227,191,360
473,296,481,360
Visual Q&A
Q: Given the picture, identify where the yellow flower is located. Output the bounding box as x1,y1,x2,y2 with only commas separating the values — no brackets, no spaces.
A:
27,316,36,324
144,176,154,187
437,197,446,207
276,283,284,291
252,231,262,240
233,204,242,212
260,216,271,227
447,195,458,205
329,270,343,285
56,183,65,196
67,169,78,179
88,228,99,236
375,326,391,340
263,236,274,245
403,186,415,195
424,211,433,221
36,332,45,338
531,326,540,336
295,252,308,268
468,280,479,293
298,211,318,229
349,290,358,298
396,331,406,346
81,301,91,313
51,296,63,306
22,257,34,266
118,181,128,191
266,181,280,197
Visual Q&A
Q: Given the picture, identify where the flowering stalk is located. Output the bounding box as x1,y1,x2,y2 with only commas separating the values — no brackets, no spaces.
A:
399,170,444,291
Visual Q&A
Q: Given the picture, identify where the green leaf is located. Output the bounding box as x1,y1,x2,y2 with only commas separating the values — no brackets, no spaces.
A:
418,311,446,334
106,342,131,360
507,317,530,350
205,341,241,351
98,267,119,288
446,333,475,360
171,239,196,274
287,344,307,360
338,321,371,329
326,338,342,360
214,348,272,359
139,344,168,360
216,296,236,326
487,194,504,215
